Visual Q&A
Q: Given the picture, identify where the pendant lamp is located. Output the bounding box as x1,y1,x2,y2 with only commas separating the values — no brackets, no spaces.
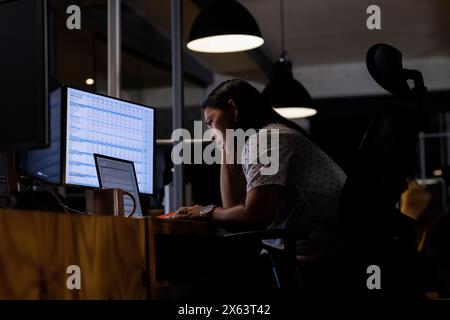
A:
262,0,317,119
187,0,264,53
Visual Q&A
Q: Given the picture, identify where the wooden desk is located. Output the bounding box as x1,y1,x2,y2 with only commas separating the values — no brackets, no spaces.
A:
0,209,218,300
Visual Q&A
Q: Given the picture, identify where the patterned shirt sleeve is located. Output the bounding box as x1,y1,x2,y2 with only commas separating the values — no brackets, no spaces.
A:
241,129,294,192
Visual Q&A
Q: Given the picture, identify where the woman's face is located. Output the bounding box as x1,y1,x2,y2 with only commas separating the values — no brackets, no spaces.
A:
203,105,235,146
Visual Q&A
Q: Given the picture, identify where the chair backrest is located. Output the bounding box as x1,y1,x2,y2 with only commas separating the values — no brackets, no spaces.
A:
340,43,424,227
335,44,425,295
340,100,420,216
337,96,422,296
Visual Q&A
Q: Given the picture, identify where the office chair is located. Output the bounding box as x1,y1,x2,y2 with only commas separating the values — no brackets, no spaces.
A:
339,43,426,297
221,43,427,297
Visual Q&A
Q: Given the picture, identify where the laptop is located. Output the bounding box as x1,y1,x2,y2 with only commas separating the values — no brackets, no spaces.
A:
94,154,143,217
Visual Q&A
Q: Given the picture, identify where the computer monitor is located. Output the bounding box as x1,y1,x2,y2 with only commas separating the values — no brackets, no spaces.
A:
64,87,155,194
19,88,61,184
20,86,155,195
0,0,49,151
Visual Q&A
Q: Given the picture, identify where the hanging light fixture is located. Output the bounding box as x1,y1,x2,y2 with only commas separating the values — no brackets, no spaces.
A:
187,0,264,53
262,0,317,119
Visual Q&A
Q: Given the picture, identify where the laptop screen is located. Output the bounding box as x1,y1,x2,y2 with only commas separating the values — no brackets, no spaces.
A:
94,154,143,217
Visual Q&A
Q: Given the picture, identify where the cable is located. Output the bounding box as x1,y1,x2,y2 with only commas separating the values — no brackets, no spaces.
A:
32,179,89,215
17,176,35,193
280,0,285,56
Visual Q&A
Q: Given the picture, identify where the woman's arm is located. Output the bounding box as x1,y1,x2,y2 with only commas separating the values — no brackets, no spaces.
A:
172,185,284,230
212,184,284,230
220,148,245,208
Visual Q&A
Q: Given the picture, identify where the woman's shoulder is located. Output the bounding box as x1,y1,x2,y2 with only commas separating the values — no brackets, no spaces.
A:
262,122,288,130
243,122,302,153
246,122,292,142
260,122,304,141
263,122,299,132
243,122,303,150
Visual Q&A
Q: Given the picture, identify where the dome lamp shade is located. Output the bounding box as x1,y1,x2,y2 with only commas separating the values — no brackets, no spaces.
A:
187,0,264,53
262,55,317,119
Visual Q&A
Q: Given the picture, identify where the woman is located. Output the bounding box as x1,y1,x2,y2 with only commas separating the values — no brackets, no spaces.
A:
171,79,347,293
173,79,346,258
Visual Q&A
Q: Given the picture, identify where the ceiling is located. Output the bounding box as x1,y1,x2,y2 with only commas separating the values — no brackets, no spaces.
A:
243,0,450,63
56,0,450,91
126,0,267,82
126,0,450,82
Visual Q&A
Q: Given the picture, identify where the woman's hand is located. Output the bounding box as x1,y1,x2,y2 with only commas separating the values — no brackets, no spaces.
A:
170,204,206,220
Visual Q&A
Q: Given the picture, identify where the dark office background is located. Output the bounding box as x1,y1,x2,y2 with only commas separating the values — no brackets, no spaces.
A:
2,0,450,211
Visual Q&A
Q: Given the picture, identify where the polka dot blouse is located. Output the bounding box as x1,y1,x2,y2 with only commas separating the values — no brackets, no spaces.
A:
241,122,347,254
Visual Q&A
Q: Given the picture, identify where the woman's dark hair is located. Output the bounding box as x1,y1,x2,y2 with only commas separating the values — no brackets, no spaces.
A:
201,79,311,138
